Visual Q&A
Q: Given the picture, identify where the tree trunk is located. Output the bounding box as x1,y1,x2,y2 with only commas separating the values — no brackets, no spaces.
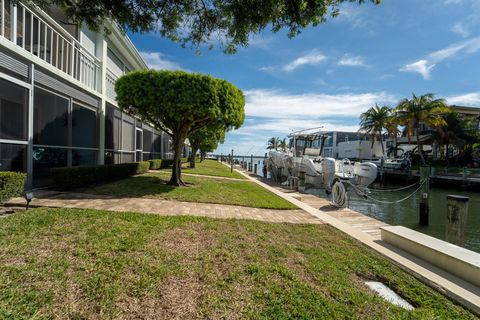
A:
168,135,187,186
416,131,426,165
394,134,398,158
379,132,385,156
190,146,198,169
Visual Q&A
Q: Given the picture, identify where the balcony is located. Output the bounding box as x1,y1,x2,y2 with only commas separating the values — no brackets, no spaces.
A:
0,0,100,91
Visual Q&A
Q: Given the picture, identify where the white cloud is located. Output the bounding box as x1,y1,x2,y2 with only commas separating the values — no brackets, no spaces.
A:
259,66,275,72
283,51,327,72
446,92,480,106
244,89,395,118
399,37,480,79
140,51,183,70
452,23,470,38
399,60,435,80
338,55,367,67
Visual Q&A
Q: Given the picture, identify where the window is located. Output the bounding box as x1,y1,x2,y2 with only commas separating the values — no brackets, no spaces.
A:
136,129,142,151
33,147,68,184
122,152,134,163
34,88,69,146
153,133,161,153
0,143,26,172
105,104,121,150
143,129,152,152
72,149,97,166
0,78,28,141
122,121,134,151
72,104,97,148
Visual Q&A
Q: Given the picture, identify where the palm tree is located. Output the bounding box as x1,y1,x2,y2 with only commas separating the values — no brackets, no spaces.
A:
385,113,401,157
395,93,450,165
267,137,279,150
278,138,288,152
359,104,391,156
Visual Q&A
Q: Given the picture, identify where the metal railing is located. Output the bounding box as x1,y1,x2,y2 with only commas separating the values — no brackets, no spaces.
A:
0,0,100,91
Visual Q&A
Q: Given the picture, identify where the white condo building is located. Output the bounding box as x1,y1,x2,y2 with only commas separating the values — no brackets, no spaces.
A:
0,0,178,186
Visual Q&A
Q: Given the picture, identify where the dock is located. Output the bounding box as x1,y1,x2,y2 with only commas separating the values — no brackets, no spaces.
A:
245,171,390,240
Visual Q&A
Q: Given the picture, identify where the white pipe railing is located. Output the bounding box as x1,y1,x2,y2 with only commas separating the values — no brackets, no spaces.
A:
0,0,101,91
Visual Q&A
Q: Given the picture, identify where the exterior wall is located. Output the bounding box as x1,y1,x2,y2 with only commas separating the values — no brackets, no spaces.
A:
0,1,175,187
336,140,385,160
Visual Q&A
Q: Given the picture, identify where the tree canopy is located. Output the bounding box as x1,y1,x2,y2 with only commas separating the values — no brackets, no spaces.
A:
359,104,391,156
115,70,244,185
395,93,450,165
32,0,381,53
188,125,226,168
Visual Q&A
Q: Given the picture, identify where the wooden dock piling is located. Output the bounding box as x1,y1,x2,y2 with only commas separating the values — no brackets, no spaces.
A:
419,166,430,226
446,195,469,246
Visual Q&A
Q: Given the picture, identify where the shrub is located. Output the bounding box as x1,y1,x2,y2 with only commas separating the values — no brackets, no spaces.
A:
148,159,163,170
51,161,151,189
0,172,26,204
160,159,174,169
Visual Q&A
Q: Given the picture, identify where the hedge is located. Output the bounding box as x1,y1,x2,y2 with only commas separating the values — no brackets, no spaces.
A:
0,172,26,204
148,159,163,170
51,161,150,189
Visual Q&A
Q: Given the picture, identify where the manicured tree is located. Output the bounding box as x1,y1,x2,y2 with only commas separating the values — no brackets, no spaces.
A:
395,93,450,165
115,70,244,186
359,104,391,156
199,131,225,161
188,125,226,168
34,0,381,53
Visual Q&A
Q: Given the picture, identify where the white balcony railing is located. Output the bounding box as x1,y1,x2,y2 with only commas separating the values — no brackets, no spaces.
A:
106,68,118,100
0,0,100,91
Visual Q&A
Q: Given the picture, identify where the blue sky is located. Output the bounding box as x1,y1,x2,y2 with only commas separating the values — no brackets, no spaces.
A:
129,0,480,155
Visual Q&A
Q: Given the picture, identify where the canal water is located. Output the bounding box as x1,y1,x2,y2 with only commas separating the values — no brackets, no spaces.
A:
307,183,480,253
235,157,480,253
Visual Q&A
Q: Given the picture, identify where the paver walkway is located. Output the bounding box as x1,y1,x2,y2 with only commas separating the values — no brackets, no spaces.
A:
7,190,322,225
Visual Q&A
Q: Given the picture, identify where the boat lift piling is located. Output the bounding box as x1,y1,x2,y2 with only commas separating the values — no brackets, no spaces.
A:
231,149,234,173
419,166,431,226
446,195,469,246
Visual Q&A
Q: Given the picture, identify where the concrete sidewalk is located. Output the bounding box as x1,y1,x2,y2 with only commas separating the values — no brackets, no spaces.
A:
7,190,322,225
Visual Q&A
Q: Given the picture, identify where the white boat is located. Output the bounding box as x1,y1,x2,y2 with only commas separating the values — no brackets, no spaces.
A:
266,130,378,192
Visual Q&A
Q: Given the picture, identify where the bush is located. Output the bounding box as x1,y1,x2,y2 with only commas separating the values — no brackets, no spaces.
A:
148,159,163,170
160,159,174,169
0,172,26,204
51,161,150,189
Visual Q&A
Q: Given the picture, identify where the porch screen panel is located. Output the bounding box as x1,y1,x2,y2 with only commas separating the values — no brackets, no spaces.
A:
0,78,28,141
72,104,97,148
33,88,69,146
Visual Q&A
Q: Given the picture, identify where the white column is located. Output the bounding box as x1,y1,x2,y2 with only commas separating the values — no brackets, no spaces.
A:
96,33,108,165
27,64,34,188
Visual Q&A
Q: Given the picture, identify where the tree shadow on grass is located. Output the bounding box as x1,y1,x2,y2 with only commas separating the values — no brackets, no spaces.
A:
46,175,197,200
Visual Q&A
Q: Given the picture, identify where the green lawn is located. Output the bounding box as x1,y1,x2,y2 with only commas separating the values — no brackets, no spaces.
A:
162,159,246,179
0,208,474,319
88,171,296,209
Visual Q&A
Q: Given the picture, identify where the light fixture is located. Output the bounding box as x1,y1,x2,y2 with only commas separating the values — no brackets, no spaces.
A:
24,192,34,210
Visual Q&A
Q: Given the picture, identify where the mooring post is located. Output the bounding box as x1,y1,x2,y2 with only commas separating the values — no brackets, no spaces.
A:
419,166,430,226
220,153,223,162
298,171,306,192
446,195,469,246
231,149,234,173
254,163,257,174
250,154,254,172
